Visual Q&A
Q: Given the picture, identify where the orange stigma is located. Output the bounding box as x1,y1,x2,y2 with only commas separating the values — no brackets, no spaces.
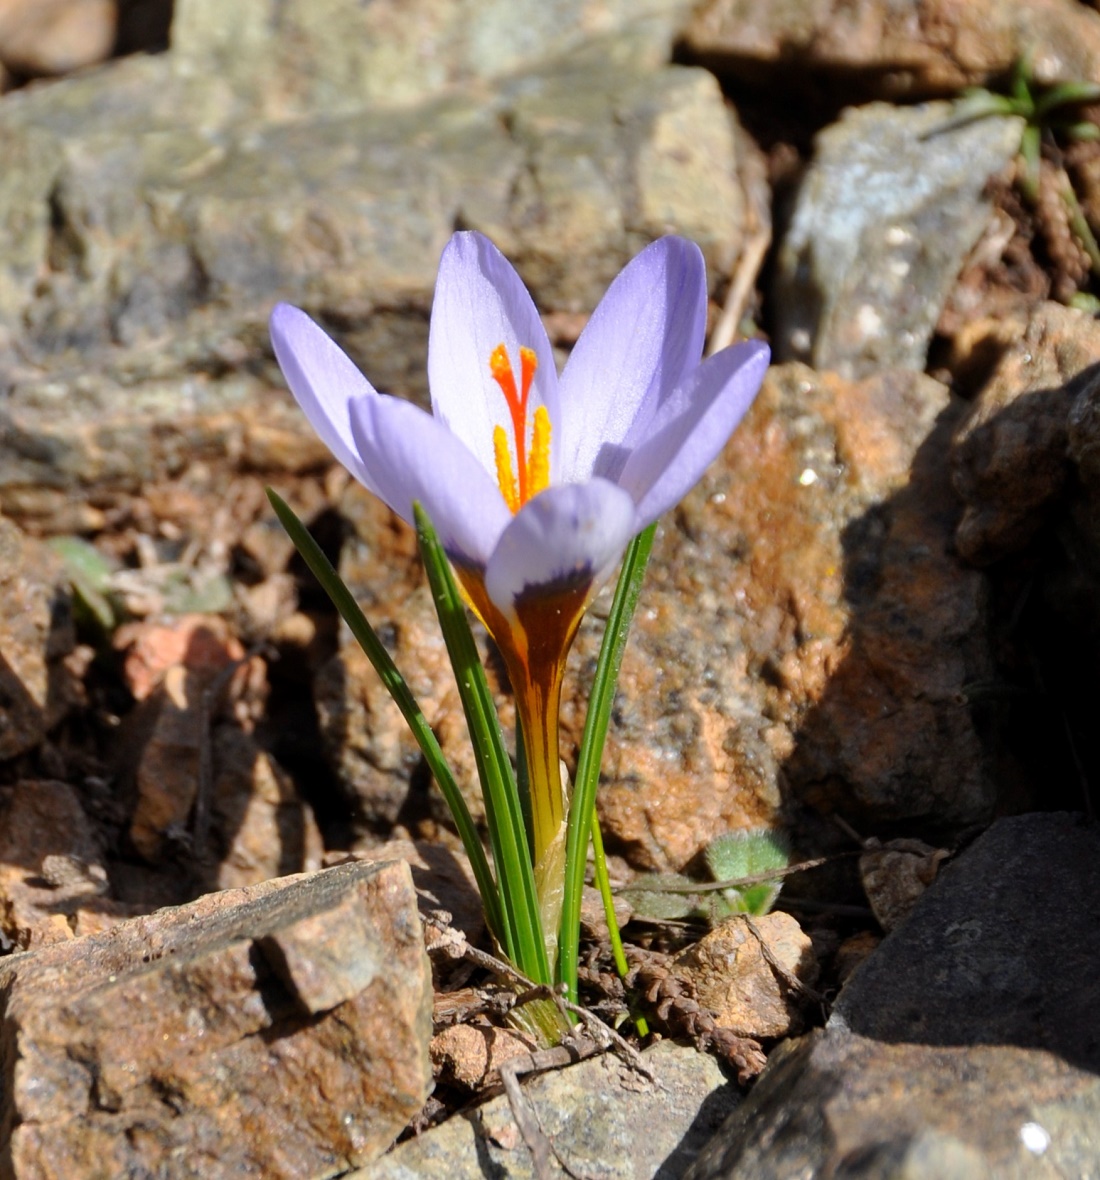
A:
490,343,551,513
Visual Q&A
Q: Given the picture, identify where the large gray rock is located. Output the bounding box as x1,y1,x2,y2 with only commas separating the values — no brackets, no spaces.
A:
170,0,695,117
0,18,749,530
686,813,1100,1178
773,101,1022,379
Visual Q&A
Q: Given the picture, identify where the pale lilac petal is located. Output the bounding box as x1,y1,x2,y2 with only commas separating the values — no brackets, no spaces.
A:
348,394,511,569
619,340,770,528
428,232,560,482
484,481,637,617
557,237,707,483
270,303,379,492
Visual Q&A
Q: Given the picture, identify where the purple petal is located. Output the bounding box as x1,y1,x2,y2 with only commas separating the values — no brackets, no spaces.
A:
557,237,707,483
484,480,638,617
349,394,512,569
270,303,380,492
428,232,560,482
619,340,770,528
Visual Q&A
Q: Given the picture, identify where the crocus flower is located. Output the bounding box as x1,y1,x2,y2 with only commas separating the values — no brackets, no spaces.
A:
270,232,769,954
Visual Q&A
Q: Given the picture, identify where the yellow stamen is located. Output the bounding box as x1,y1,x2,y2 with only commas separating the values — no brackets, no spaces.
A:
489,342,550,513
527,404,551,500
493,423,520,514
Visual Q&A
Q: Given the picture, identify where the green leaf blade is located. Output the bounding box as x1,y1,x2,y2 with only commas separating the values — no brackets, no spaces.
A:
559,522,657,1003
413,502,551,986
266,487,506,944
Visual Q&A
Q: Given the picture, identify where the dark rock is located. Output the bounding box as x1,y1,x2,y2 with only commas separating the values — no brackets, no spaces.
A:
685,813,1100,1179
836,813,1100,1067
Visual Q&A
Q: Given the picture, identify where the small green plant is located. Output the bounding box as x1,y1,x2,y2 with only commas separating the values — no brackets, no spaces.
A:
622,827,791,924
942,57,1100,305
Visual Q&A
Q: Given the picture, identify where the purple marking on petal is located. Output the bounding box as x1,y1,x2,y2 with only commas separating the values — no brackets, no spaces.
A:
348,393,511,570
428,232,560,483
270,303,379,492
620,340,769,528
484,480,637,617
557,237,707,484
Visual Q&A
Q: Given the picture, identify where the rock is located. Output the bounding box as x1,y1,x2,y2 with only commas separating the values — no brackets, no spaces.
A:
123,639,239,863
0,35,748,534
430,1023,537,1092
206,724,325,891
858,837,949,932
115,613,246,703
170,0,695,118
0,858,433,1178
598,363,993,865
685,812,1100,1179
672,912,818,1039
333,838,486,946
0,515,76,761
360,1039,740,1180
0,779,107,949
0,0,115,78
951,301,1100,565
682,0,1100,97
499,49,746,308
314,577,483,834
114,615,323,888
773,101,1022,378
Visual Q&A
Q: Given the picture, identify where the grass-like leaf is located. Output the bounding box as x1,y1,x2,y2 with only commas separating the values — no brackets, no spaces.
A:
558,522,657,1003
266,488,505,943
413,503,551,986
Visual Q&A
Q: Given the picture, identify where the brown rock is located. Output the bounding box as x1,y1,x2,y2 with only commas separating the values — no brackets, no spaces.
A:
0,858,432,1178
315,560,486,833
0,0,115,78
858,837,949,932
0,517,76,761
952,302,1100,564
430,1023,537,1092
673,912,818,1039
127,663,207,861
682,0,1100,97
590,363,993,862
115,613,246,703
116,617,323,887
206,724,324,891
335,837,486,946
0,779,105,949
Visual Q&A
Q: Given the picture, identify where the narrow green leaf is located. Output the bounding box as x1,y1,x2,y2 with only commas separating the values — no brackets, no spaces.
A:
266,488,505,943
558,522,657,1003
413,502,551,985
1019,123,1042,203
1034,80,1100,119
